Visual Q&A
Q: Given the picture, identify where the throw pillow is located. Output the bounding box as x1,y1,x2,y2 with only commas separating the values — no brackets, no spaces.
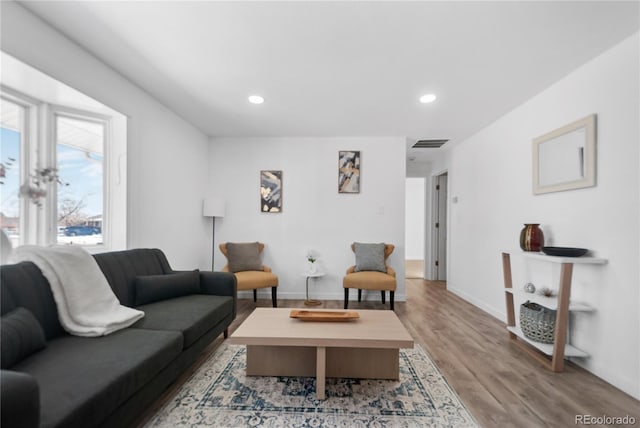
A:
1,307,47,369
135,270,200,306
354,242,387,273
226,242,263,273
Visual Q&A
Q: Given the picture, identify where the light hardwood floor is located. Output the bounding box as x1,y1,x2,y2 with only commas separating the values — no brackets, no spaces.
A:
405,259,424,278
138,280,640,427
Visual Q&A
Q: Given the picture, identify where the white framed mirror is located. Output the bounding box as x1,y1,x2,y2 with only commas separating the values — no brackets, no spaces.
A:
532,114,596,195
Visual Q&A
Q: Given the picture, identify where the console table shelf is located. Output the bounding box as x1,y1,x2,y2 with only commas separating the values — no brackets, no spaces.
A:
518,252,607,265
506,326,588,358
501,251,607,372
504,288,593,312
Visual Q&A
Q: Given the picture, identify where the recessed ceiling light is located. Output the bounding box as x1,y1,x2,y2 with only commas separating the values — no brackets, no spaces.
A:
419,94,437,104
248,95,264,104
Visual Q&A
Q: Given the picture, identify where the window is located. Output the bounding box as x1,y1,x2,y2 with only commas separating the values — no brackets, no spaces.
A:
0,87,125,250
0,97,110,248
0,97,25,248
1,54,127,251
55,114,106,246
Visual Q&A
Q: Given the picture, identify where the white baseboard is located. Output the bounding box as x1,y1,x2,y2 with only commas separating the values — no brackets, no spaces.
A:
569,358,640,400
446,285,505,322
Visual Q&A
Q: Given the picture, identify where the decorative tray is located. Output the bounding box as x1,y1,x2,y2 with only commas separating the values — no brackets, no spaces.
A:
542,246,588,257
289,310,360,322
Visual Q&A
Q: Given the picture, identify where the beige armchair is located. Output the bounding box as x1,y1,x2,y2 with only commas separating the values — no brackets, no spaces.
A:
343,243,396,310
220,242,279,307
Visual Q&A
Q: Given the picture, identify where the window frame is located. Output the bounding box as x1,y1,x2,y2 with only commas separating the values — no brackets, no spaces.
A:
1,87,40,246
49,105,111,249
1,86,113,249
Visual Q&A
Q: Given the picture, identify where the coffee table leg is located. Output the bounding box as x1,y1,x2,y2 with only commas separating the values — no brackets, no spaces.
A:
316,346,326,400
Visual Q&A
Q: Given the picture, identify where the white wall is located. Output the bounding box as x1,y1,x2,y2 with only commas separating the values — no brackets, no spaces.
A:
208,137,406,301
405,178,425,260
1,2,212,269
445,33,639,398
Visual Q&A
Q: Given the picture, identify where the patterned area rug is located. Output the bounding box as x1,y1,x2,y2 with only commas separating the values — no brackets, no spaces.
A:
145,343,478,427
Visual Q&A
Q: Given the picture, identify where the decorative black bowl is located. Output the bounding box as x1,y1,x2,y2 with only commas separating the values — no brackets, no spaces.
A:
542,247,588,257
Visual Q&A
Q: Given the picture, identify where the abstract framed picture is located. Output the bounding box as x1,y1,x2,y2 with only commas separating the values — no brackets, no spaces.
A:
260,170,282,213
338,150,360,193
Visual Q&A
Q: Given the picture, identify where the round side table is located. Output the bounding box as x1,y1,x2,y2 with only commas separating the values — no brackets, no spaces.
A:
301,271,325,306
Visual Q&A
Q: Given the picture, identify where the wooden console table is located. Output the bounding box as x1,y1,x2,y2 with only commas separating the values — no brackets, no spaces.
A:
501,251,606,372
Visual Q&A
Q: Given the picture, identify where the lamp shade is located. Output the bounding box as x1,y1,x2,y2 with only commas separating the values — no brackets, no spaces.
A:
203,198,226,218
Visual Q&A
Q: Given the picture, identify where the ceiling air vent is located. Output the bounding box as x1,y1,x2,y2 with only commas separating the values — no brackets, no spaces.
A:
412,139,449,148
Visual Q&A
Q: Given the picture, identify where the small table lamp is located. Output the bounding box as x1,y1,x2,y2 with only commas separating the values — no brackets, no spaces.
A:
203,198,226,271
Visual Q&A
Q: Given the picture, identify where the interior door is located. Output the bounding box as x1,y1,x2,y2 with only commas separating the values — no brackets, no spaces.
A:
434,172,447,280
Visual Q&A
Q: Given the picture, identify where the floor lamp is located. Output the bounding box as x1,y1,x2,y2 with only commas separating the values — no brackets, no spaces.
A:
203,198,226,271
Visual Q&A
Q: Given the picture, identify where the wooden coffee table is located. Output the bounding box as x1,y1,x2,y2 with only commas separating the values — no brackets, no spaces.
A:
228,308,414,399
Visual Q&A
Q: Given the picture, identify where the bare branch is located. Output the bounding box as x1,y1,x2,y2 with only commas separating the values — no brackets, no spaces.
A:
58,196,88,226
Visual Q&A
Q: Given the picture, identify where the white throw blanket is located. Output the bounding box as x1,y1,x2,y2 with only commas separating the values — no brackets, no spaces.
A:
11,245,144,337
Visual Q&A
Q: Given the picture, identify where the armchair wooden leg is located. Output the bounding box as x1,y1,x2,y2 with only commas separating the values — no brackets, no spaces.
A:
344,288,349,309
358,289,362,302
223,327,229,338
381,290,386,304
271,287,277,308
390,291,395,311
253,289,257,302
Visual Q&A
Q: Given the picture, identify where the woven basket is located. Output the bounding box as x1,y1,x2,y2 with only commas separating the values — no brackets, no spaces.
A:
520,301,557,344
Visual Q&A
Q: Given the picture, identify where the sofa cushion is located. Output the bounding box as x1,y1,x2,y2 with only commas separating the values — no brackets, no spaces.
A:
1,261,66,340
133,294,233,348
0,370,40,428
354,242,387,273
134,271,200,306
1,307,46,369
93,249,173,306
13,328,182,428
343,271,397,291
226,242,262,273
234,271,279,291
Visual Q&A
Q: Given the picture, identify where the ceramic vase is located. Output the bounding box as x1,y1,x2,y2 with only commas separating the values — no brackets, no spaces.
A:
520,224,544,252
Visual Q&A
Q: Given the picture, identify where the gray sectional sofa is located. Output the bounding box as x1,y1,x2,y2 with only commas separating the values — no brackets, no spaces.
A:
0,248,237,428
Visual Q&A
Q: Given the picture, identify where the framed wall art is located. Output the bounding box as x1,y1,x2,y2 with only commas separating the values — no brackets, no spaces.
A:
338,150,360,193
260,170,282,212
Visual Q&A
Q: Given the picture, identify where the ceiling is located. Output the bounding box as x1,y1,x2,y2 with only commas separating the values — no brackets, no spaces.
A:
16,1,640,162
